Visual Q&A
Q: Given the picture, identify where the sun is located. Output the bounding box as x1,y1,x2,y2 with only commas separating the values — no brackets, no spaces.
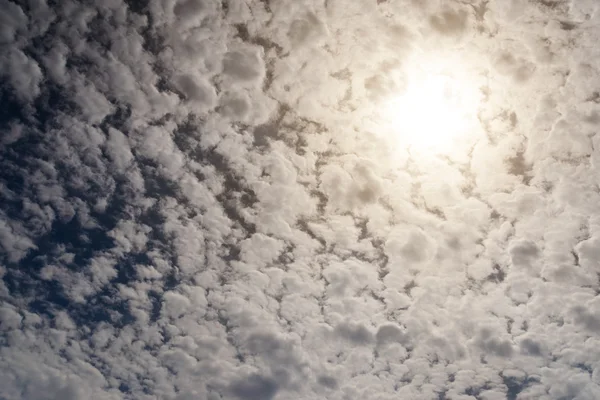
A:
385,74,467,149
378,57,483,156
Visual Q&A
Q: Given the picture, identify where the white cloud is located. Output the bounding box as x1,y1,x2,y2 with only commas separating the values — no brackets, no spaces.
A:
221,45,266,87
0,0,28,44
2,0,600,399
0,216,37,263
1,49,43,103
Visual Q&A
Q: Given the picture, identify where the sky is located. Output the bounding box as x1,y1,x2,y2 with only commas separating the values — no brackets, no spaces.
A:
2,0,600,399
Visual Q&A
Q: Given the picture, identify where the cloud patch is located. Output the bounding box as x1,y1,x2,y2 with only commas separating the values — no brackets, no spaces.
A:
1,0,600,399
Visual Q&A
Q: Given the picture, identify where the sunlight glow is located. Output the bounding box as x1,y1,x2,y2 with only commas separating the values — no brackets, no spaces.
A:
379,58,483,155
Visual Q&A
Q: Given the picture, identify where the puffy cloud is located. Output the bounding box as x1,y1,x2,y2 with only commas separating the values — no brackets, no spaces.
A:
1,0,600,399
1,49,43,103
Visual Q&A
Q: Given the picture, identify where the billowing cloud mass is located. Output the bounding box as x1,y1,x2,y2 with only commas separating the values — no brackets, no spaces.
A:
2,0,600,399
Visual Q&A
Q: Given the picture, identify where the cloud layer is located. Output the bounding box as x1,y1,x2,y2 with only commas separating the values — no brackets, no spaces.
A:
2,0,600,399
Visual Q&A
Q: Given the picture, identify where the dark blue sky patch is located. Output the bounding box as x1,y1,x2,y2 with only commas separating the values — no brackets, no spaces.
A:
503,375,540,400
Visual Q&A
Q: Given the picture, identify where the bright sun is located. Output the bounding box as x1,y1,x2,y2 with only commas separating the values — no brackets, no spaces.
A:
379,58,483,156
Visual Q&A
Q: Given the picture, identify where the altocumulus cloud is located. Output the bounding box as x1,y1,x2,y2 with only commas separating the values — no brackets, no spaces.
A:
2,0,600,399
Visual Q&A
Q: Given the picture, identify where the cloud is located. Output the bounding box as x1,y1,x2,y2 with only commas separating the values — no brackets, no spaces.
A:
229,373,279,400
1,0,600,399
1,49,43,103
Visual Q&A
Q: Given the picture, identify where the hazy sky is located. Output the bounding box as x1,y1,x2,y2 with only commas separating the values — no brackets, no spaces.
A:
2,0,600,399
